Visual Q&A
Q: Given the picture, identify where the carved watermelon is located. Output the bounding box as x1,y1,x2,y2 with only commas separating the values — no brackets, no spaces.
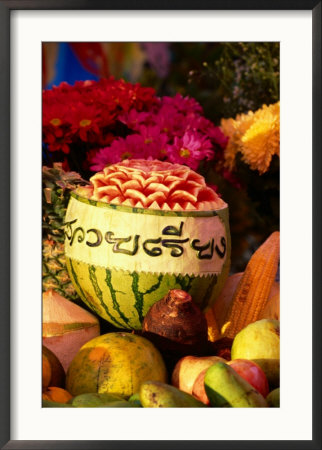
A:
64,160,231,329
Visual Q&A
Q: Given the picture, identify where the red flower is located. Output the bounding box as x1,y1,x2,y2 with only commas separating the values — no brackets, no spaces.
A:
69,103,104,142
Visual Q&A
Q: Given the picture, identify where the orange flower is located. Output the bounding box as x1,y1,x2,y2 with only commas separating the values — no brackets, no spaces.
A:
221,102,280,174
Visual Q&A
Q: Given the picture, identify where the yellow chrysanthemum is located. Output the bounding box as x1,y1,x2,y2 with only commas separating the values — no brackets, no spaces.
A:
221,102,280,174
241,104,280,174
220,117,238,171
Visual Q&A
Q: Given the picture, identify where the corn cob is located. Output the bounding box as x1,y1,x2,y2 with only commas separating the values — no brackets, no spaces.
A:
221,231,280,339
205,307,221,342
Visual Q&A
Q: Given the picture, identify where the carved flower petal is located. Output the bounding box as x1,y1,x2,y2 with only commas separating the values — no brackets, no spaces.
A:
145,191,167,205
125,189,148,206
144,183,170,195
169,190,197,203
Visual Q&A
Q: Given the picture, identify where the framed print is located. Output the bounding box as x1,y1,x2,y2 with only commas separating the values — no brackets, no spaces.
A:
0,1,321,449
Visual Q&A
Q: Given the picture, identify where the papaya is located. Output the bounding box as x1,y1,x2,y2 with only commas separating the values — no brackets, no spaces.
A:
66,332,167,398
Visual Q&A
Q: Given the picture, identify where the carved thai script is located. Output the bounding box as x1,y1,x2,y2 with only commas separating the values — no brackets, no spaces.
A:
64,218,226,261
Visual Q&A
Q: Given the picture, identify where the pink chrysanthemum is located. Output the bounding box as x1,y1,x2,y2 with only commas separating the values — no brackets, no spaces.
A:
89,129,169,172
166,131,214,170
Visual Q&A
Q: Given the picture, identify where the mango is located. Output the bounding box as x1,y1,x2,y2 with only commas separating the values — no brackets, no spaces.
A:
140,381,207,407
204,362,267,407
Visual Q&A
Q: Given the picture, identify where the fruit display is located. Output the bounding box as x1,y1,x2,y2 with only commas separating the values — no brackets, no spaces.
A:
64,159,231,330
41,162,280,407
41,136,280,410
42,224,280,408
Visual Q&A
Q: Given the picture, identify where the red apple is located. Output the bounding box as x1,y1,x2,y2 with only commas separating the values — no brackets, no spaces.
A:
228,359,269,397
171,355,225,394
192,369,210,405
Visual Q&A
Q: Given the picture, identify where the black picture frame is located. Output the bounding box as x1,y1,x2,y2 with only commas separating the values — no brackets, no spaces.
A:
0,1,321,449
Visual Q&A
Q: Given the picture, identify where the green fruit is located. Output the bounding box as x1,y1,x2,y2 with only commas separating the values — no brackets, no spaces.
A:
266,388,280,407
139,381,207,407
65,192,231,330
71,393,124,407
66,332,167,398
102,401,140,408
42,399,74,408
204,362,268,407
128,393,142,407
231,319,280,387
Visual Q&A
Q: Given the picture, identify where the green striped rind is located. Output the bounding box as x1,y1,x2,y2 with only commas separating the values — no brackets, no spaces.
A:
66,256,223,330
71,190,223,217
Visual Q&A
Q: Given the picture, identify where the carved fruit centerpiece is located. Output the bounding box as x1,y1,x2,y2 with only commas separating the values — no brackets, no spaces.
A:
64,159,231,330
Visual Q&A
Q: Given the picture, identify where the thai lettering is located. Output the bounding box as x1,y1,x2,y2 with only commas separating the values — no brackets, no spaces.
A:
142,238,162,257
215,236,227,258
86,229,103,247
64,218,226,260
105,231,139,256
191,239,214,260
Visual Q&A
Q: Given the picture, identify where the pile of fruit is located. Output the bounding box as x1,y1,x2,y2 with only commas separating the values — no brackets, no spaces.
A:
42,160,280,408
